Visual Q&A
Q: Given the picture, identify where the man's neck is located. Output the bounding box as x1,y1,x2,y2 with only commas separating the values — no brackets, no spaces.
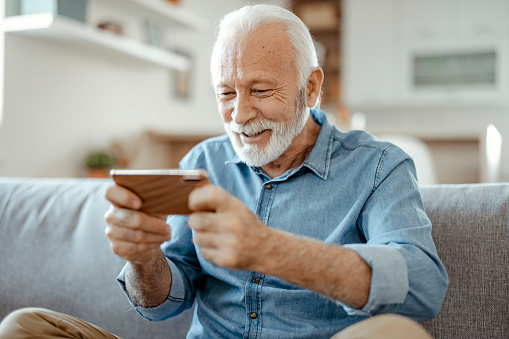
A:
261,118,321,179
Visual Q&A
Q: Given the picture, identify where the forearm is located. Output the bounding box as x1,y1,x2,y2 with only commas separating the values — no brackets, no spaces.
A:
255,229,372,309
125,249,172,308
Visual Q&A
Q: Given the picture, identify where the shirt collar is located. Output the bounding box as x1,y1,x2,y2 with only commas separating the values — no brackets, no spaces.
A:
300,108,333,180
225,108,334,180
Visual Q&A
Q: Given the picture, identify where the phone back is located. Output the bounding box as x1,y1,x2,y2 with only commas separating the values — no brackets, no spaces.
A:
112,171,208,215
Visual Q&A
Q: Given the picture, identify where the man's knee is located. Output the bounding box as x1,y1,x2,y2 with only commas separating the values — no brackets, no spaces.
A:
0,307,51,337
2,307,46,324
332,314,433,339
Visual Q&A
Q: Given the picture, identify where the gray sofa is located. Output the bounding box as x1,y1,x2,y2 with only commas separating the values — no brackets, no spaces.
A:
0,178,508,338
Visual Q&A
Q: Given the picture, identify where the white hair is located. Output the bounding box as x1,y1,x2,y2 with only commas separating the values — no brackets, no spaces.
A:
210,4,321,105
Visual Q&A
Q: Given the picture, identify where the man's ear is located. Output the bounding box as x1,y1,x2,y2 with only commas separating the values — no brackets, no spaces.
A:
306,67,324,107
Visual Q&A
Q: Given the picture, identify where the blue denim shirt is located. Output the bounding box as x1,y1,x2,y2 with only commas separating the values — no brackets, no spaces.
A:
118,108,448,338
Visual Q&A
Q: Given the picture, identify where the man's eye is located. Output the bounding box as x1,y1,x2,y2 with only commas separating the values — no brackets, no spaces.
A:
218,92,234,97
254,89,270,94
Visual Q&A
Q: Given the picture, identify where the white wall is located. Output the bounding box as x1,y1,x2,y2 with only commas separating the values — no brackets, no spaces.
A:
0,0,288,177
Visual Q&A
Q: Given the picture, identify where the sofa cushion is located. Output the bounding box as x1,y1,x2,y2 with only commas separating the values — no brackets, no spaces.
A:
0,178,193,338
420,183,509,339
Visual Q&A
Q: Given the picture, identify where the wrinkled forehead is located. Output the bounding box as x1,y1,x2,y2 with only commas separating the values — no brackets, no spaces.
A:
211,23,297,86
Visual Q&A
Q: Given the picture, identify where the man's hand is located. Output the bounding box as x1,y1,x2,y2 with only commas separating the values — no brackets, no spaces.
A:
188,183,371,309
188,184,271,270
104,184,172,265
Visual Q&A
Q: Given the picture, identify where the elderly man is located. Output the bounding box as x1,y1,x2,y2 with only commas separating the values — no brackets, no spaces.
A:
0,4,448,339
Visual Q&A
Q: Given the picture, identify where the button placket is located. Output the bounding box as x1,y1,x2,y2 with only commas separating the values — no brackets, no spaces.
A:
257,181,276,225
245,272,264,336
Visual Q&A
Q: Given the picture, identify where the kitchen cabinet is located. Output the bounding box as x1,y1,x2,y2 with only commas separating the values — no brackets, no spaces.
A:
343,0,509,110
399,0,453,41
399,0,509,41
455,0,509,37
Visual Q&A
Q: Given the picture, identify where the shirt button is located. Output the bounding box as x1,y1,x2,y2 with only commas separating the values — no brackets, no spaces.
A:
250,312,258,319
265,183,272,190
252,278,260,284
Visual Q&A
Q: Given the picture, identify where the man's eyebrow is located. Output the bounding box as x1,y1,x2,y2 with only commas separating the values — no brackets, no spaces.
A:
216,82,230,89
216,77,279,89
248,77,278,85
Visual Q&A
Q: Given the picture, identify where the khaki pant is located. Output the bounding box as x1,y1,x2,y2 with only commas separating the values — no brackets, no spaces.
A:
0,307,432,339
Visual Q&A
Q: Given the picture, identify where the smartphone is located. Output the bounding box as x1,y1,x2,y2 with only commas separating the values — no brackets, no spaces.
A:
110,169,209,216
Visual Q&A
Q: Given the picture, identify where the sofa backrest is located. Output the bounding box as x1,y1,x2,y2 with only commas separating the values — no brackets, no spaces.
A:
0,178,193,339
1,178,507,338
420,183,509,339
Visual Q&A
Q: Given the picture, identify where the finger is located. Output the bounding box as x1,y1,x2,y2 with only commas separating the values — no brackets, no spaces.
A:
192,230,221,249
188,184,231,213
105,206,172,237
198,246,237,269
106,223,171,244
108,238,162,262
105,184,142,210
188,211,224,232
198,247,217,263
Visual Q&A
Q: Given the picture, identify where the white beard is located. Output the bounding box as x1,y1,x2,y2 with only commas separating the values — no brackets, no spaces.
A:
224,90,309,167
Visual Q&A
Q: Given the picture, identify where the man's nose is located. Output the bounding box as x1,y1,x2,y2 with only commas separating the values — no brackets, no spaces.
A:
231,93,256,125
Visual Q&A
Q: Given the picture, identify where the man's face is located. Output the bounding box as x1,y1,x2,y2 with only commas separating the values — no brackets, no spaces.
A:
213,23,309,167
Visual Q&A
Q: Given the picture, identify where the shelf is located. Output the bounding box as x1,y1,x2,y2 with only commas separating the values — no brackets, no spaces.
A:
291,0,342,108
122,0,208,31
2,14,191,71
100,0,208,31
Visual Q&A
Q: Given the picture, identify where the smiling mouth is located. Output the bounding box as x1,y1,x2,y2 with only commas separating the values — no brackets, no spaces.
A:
242,130,265,138
239,129,270,143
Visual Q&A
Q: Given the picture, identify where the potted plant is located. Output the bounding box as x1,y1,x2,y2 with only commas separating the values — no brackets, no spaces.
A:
85,151,115,178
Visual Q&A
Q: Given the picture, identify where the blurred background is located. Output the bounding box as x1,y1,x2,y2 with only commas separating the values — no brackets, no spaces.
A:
0,0,507,184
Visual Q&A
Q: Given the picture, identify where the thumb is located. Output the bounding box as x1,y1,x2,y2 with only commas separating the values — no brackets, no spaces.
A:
188,184,231,213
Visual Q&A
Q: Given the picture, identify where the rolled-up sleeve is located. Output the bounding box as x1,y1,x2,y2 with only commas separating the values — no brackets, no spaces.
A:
116,257,188,321
342,244,409,315
340,146,449,320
